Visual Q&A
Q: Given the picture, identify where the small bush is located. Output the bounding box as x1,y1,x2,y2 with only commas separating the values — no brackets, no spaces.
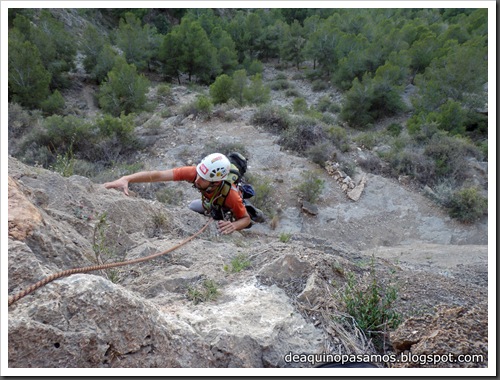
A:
292,97,308,113
341,258,401,351
326,125,348,150
50,146,75,177
269,79,291,90
275,72,287,80
244,173,276,217
40,90,65,115
243,73,271,105
243,59,264,76
8,103,43,148
447,186,487,223
251,105,291,134
386,148,436,185
285,88,300,98
294,170,325,203
279,232,292,243
306,142,335,167
316,96,333,113
35,115,95,158
357,154,386,175
96,113,136,145
311,79,329,92
320,113,338,127
181,95,213,119
424,134,481,182
224,253,251,273
386,123,402,137
187,279,219,304
353,131,380,150
279,117,327,153
338,159,357,178
210,74,233,104
149,210,171,237
156,83,172,100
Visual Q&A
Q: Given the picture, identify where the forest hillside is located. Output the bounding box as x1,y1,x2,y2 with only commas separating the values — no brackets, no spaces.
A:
5,7,492,374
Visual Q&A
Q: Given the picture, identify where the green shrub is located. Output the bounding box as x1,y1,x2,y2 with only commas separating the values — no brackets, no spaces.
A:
306,142,335,167
224,253,251,273
424,134,481,182
156,83,172,100
181,95,213,119
448,186,487,223
317,96,342,114
311,79,329,92
279,117,327,153
243,59,264,76
244,173,275,217
386,148,436,185
340,77,375,129
251,105,291,134
341,258,401,350
434,99,467,136
292,97,308,113
243,73,271,105
195,95,213,118
187,279,219,304
326,125,348,150
149,210,171,237
96,113,135,144
269,79,291,90
40,115,95,154
353,131,380,150
98,57,150,116
386,123,403,137
275,72,287,80
285,88,300,98
40,90,65,115
50,146,75,177
294,170,325,203
279,232,292,243
8,102,42,140
210,74,233,104
316,96,333,113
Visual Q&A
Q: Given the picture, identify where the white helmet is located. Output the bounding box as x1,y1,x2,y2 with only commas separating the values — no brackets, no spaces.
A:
196,153,231,182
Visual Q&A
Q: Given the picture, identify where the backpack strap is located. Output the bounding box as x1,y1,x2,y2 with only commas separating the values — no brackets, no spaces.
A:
213,181,232,208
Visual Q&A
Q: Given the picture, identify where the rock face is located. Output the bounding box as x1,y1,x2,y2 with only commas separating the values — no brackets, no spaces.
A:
390,305,488,368
6,157,489,369
6,158,327,368
8,275,215,368
8,176,43,240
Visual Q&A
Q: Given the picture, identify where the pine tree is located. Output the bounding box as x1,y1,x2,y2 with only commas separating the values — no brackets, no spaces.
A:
8,32,51,109
98,57,150,116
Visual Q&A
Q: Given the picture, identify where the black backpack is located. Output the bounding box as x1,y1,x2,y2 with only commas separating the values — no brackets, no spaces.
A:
227,152,247,182
209,152,260,222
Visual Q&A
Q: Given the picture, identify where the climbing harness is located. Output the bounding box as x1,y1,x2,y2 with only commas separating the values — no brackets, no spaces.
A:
8,219,212,307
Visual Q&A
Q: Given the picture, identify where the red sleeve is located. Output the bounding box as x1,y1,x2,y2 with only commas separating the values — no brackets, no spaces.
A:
225,187,249,220
172,166,197,182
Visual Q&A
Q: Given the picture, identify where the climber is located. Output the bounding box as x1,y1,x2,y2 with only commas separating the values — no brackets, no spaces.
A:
103,153,251,235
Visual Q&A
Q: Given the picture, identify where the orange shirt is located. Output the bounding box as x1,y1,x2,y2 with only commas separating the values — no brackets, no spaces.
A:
173,166,249,220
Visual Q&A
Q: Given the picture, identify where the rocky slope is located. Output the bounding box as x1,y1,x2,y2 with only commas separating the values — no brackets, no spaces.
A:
7,104,489,371
6,33,490,371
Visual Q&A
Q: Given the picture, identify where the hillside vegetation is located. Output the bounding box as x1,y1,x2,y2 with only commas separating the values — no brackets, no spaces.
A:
6,7,490,372
8,8,488,223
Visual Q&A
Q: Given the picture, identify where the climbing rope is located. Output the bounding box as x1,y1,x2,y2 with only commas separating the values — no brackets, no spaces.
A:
8,219,212,307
